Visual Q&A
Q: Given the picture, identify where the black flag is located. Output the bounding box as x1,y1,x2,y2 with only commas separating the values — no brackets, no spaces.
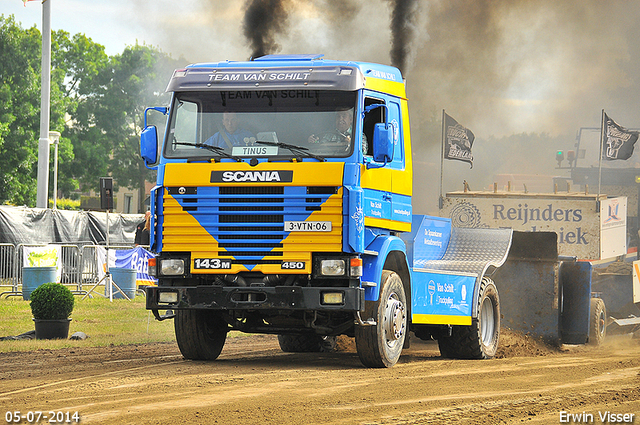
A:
443,113,474,168
602,113,639,160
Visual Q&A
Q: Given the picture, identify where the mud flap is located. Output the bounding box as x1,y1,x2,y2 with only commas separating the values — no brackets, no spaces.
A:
560,261,592,344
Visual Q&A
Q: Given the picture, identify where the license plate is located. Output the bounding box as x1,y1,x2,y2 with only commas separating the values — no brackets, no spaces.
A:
193,258,232,269
284,221,332,232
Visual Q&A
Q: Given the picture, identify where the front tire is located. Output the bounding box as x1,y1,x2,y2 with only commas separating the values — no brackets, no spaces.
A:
438,277,500,359
355,270,407,368
174,310,228,360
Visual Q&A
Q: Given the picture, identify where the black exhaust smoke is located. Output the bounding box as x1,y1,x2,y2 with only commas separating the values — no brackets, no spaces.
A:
388,0,418,74
243,0,289,59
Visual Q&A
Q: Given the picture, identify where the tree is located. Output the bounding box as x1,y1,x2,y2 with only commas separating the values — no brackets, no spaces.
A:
87,44,181,212
0,15,66,205
0,16,183,210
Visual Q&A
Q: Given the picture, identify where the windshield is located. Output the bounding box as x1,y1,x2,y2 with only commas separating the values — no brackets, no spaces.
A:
163,90,358,159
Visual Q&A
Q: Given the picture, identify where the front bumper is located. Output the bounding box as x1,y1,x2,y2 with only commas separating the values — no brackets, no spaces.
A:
145,285,365,312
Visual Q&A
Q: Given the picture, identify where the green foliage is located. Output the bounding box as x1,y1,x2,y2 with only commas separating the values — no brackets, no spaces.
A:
0,15,185,207
29,282,75,320
48,198,81,210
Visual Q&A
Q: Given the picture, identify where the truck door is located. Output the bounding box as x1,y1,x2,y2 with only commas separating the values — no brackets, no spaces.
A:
361,95,410,232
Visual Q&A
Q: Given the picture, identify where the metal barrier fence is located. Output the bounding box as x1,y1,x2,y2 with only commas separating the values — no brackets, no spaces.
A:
0,243,140,298
0,244,17,296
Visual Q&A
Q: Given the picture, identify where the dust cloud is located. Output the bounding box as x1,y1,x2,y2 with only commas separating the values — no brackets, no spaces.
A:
131,0,640,210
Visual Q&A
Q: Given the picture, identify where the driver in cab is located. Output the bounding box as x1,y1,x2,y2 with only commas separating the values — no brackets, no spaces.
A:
308,109,367,154
205,112,254,148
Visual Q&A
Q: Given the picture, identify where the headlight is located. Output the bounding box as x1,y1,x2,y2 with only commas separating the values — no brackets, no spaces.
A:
320,259,345,276
160,259,185,275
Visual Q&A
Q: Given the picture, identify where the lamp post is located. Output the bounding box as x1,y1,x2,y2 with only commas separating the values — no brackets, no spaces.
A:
49,131,61,209
36,0,52,208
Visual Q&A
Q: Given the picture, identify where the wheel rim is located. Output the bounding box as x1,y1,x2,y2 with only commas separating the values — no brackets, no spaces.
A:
597,308,606,337
479,297,495,345
383,292,406,348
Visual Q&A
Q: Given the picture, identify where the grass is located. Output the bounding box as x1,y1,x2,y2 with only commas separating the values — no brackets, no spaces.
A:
0,292,177,353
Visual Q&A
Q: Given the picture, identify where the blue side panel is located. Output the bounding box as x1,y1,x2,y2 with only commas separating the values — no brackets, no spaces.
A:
363,188,391,220
362,235,407,301
344,186,364,253
151,185,162,252
411,270,475,318
391,193,412,224
398,215,451,267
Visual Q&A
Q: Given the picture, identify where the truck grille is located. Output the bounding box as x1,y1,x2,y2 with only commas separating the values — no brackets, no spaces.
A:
162,185,342,266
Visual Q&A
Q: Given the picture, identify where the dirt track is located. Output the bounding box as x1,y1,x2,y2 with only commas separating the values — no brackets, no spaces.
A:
0,331,639,425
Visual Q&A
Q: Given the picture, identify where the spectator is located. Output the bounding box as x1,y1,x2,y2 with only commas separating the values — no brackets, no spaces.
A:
135,211,150,246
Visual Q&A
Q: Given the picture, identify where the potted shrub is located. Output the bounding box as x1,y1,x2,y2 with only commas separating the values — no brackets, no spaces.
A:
29,282,75,339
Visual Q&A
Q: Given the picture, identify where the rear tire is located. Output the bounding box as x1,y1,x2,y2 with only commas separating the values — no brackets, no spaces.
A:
438,277,500,359
355,270,407,368
174,310,228,360
277,334,337,352
588,298,606,346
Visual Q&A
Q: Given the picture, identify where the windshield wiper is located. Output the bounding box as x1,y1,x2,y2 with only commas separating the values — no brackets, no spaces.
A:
255,141,325,162
173,142,242,162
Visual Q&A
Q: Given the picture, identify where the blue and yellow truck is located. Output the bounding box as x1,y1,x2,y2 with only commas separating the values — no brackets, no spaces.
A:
140,54,513,367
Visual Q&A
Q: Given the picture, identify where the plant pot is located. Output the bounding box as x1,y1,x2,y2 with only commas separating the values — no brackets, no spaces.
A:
33,318,71,340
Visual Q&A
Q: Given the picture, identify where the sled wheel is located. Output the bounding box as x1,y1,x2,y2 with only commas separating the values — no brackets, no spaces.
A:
355,270,407,368
174,310,228,360
588,298,606,346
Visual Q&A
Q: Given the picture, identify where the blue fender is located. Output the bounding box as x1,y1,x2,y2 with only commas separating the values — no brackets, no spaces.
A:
361,234,408,302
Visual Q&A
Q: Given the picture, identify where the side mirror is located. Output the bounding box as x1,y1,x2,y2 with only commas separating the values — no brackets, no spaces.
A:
140,107,168,168
372,123,394,164
140,126,158,166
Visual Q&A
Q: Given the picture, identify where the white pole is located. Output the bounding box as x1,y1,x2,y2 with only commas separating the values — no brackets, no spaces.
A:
49,131,60,209
598,109,605,198
106,209,112,301
36,0,52,208
438,109,445,210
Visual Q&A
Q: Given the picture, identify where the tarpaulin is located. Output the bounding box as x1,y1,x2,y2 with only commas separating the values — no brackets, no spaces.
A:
0,206,143,245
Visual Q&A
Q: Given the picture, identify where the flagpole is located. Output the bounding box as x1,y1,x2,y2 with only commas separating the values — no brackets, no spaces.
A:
439,109,445,210
598,109,605,198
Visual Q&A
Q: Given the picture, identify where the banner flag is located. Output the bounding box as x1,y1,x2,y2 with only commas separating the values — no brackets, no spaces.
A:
23,0,39,6
22,245,62,282
602,113,639,161
96,246,157,285
114,247,157,285
443,113,475,168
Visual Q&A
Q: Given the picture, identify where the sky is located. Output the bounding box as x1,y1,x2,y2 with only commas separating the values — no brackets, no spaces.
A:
4,0,640,205
5,0,639,137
